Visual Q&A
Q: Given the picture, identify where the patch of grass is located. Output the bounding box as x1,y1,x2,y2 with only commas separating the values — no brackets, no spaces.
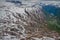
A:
47,20,60,33
42,9,60,33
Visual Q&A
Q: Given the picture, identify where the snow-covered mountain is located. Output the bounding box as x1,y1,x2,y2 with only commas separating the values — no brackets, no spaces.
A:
0,0,60,40
0,1,46,40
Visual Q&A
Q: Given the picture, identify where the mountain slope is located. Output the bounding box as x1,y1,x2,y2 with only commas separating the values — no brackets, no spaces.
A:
0,1,60,40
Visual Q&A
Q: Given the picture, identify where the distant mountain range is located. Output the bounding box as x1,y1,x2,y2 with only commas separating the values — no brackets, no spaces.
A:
6,0,22,4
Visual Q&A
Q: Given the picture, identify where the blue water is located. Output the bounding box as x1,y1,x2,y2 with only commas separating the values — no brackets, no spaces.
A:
42,5,60,18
